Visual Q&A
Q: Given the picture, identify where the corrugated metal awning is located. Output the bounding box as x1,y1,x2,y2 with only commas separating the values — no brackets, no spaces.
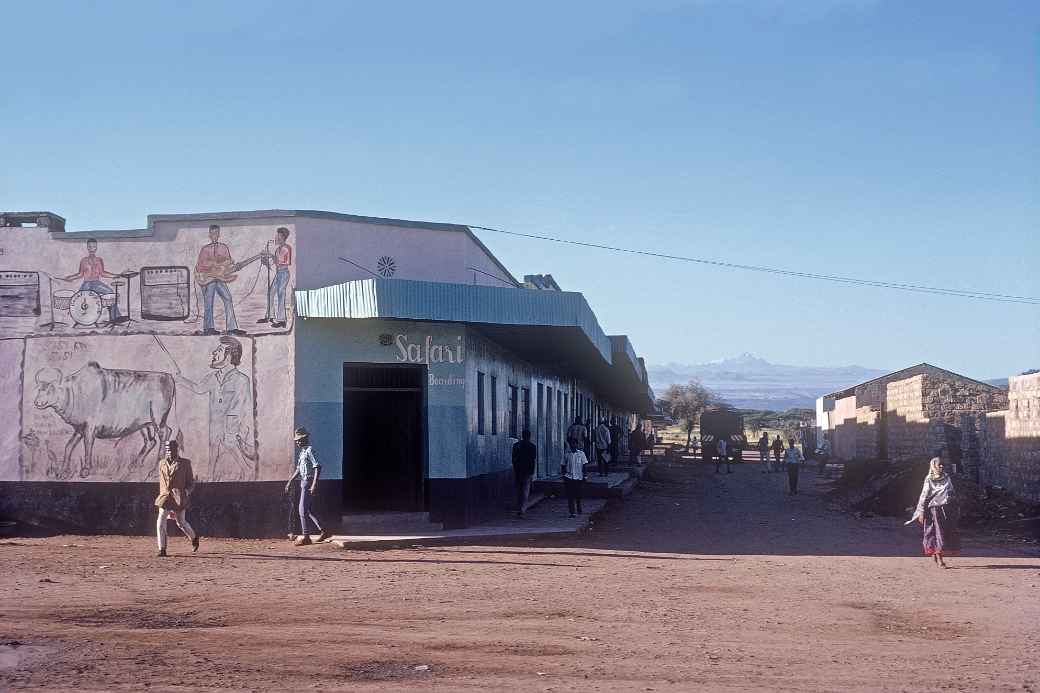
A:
295,278,614,364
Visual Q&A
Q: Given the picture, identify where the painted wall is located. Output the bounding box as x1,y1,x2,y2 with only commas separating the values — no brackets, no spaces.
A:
0,221,296,484
293,318,467,481
293,217,514,291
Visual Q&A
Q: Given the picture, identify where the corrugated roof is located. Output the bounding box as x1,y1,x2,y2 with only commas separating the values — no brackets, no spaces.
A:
295,278,613,363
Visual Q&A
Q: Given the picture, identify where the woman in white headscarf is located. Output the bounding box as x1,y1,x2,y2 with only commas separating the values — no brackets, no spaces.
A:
910,456,960,568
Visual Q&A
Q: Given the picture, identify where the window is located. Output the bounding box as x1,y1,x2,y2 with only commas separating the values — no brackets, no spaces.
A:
477,371,486,435
545,386,553,459
490,375,498,435
521,387,530,435
557,390,563,446
508,385,519,438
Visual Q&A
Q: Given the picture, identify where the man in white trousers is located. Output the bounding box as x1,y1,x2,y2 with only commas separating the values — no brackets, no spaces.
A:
155,440,200,557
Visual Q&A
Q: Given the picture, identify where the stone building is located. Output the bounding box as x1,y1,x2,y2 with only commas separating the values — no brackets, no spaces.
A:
817,363,1008,465
969,372,1040,502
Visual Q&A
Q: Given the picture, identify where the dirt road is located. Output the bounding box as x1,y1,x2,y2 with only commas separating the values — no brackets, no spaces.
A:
2,461,1039,692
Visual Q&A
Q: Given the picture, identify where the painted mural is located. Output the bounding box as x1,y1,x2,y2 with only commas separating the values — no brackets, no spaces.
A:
0,222,296,483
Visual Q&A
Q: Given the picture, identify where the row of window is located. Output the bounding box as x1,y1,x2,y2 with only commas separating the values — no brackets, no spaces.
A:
475,371,616,454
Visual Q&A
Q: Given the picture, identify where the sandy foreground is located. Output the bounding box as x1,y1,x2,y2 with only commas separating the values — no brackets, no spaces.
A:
1,461,1038,692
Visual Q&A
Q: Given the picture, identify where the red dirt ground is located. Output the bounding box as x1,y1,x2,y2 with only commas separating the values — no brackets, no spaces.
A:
2,461,1039,692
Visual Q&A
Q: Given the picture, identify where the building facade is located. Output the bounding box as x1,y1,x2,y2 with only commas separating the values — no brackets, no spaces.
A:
0,210,654,534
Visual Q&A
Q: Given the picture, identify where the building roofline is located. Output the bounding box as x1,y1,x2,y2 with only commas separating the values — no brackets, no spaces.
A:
24,208,519,286
823,362,1004,399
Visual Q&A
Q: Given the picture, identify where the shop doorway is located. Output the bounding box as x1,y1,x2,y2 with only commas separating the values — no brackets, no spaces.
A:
342,363,427,512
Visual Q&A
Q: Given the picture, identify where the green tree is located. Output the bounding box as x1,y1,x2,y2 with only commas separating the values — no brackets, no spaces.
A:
661,380,716,452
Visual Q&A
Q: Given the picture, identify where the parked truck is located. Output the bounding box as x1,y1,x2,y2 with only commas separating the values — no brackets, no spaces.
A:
699,408,747,461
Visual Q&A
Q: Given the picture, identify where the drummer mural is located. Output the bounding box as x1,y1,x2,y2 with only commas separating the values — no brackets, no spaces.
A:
0,218,295,484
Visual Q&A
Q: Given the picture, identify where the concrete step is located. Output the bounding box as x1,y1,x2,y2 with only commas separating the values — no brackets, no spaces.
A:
533,471,635,499
506,491,546,514
340,512,442,534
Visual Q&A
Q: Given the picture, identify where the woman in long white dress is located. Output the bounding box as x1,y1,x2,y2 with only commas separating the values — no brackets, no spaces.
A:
910,456,960,568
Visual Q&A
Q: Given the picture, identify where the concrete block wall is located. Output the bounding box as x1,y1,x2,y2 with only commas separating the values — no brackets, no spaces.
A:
855,406,880,460
1004,374,1040,502
885,375,929,462
831,395,859,461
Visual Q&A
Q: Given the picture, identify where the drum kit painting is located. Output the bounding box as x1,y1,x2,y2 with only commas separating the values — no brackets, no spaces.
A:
46,272,139,329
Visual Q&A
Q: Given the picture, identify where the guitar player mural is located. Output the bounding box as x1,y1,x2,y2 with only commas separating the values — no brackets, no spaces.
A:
196,224,245,336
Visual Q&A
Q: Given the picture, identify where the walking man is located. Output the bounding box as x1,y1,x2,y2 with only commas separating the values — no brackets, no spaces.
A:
784,438,804,495
562,442,588,518
772,434,785,469
512,429,537,518
155,440,200,558
285,427,331,545
715,437,732,474
758,432,771,472
594,419,612,477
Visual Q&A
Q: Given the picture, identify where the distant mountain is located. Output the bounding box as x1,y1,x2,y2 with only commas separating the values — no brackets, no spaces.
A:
649,353,887,411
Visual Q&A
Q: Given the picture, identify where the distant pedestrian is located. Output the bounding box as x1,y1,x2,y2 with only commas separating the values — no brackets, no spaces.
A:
715,437,731,474
595,419,612,476
772,434,784,468
629,425,645,464
784,439,803,494
910,456,960,569
561,442,588,518
285,427,331,546
155,440,200,558
566,416,588,455
758,432,771,472
512,429,537,518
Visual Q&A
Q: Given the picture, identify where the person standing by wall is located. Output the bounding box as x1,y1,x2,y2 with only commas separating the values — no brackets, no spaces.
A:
154,440,200,558
609,418,622,469
758,432,771,473
784,438,804,495
567,416,587,460
715,437,730,474
512,429,537,518
561,441,588,518
910,456,960,568
629,423,645,465
772,434,784,470
285,427,331,546
594,419,612,477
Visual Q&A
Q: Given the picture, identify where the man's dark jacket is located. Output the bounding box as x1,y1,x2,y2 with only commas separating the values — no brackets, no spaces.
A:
512,440,537,478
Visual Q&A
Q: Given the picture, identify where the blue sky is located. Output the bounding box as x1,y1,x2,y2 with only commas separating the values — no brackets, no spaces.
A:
2,0,1037,378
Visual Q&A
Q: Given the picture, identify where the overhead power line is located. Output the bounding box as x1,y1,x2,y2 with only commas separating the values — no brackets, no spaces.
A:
469,226,1040,305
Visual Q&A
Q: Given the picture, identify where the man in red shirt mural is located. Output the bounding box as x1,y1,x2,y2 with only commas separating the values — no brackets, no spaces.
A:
61,237,121,321
257,226,292,329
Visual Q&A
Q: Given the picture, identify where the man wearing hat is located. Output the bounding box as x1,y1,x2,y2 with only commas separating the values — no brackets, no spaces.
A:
285,426,331,545
155,440,200,557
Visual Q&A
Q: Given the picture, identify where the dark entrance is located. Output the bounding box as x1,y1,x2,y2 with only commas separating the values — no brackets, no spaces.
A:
342,363,426,512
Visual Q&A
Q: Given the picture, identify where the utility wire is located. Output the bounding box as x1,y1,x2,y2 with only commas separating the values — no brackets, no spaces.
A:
469,225,1040,305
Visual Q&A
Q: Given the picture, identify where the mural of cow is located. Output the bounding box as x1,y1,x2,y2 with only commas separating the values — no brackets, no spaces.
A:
33,361,176,478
